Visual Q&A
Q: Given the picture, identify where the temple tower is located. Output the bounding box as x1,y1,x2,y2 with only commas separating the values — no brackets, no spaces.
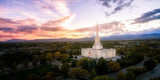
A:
92,23,103,49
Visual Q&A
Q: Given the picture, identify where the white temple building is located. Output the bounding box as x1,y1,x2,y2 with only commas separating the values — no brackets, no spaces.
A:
81,23,116,58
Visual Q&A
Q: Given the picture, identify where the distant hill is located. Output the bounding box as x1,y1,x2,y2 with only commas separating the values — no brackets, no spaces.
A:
5,33,160,42
6,39,27,42
101,33,160,40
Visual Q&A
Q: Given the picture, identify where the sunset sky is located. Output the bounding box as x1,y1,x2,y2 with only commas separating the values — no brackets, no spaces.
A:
0,0,160,41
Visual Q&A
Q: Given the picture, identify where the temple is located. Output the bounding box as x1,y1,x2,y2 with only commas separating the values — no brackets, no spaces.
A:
81,23,116,58
92,22,103,49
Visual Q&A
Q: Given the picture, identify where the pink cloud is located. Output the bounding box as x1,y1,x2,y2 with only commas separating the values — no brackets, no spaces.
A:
16,19,37,25
0,14,85,41
41,15,73,27
1,16,125,41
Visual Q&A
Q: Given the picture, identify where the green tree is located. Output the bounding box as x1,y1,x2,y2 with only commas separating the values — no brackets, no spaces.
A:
46,52,53,62
76,57,88,67
127,67,147,76
23,59,30,67
143,59,158,70
60,54,69,63
108,60,121,72
44,71,55,80
89,69,96,80
40,54,47,64
89,59,97,72
93,75,114,80
97,57,108,74
11,62,17,70
117,71,126,80
126,71,136,80
71,60,77,67
61,62,70,77
69,68,89,79
82,59,89,71
32,55,39,66
69,53,73,58
54,52,61,59
0,65,5,74
52,65,60,75
27,73,40,80
150,76,160,80
153,55,160,63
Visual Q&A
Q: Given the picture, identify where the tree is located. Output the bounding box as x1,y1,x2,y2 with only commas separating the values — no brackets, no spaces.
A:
82,59,89,71
150,76,160,80
27,73,40,80
61,62,70,77
46,52,53,62
153,55,160,63
52,65,60,75
32,55,39,66
69,68,89,79
117,71,126,80
97,57,108,74
23,59,30,67
69,53,73,58
40,53,47,64
0,65,5,74
76,57,88,67
89,60,97,72
44,71,55,80
54,52,61,59
11,62,17,70
60,54,69,63
143,59,158,70
127,67,147,76
93,75,114,80
89,69,96,80
126,71,136,80
108,60,121,72
71,60,77,67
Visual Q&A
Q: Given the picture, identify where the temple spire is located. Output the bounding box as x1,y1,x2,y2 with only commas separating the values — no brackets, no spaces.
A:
92,22,103,49
95,22,100,43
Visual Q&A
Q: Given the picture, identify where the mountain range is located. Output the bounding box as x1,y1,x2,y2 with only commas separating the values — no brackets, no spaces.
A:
4,33,160,42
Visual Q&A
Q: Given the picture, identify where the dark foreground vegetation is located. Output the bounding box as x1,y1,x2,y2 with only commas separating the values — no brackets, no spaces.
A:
0,39,160,80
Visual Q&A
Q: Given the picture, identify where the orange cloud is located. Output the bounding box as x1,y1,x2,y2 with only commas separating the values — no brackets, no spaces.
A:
0,15,87,41
41,15,73,27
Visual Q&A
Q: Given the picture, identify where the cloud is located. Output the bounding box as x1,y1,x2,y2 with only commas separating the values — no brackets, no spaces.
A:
99,0,133,16
0,15,73,33
0,17,39,33
0,18,17,24
0,27,15,31
74,19,160,37
74,21,124,36
42,15,73,27
16,25,38,33
0,16,77,41
0,35,13,38
40,27,64,31
31,0,77,17
135,8,160,23
75,27,94,32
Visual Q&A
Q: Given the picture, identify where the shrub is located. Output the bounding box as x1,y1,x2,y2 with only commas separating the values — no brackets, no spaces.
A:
89,69,96,80
69,68,89,79
126,71,136,80
153,55,160,63
127,67,147,76
117,71,126,80
143,59,158,70
93,75,114,80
